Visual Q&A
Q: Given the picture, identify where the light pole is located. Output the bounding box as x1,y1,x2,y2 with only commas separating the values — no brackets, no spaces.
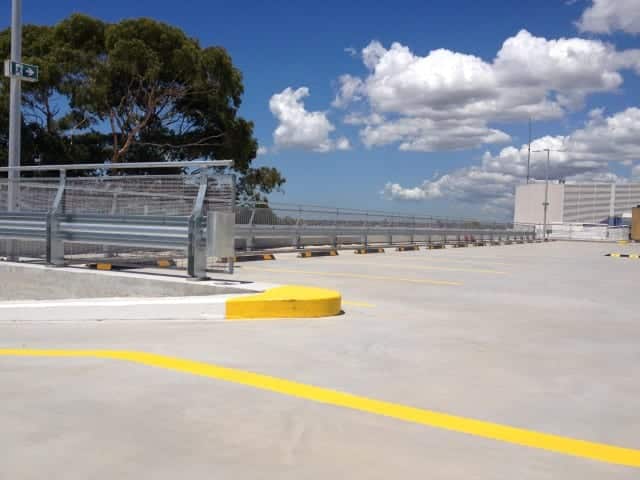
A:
7,0,22,213
526,118,532,184
532,148,565,241
542,149,550,241
530,148,552,241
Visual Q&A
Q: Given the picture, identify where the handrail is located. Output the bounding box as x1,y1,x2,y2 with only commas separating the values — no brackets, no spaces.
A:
0,160,233,173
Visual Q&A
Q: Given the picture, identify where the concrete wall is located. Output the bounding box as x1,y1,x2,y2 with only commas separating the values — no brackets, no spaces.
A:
563,184,614,224
548,224,629,241
614,184,640,218
514,183,564,225
0,263,248,301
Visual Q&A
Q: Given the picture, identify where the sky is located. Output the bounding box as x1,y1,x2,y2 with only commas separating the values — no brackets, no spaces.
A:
2,0,640,219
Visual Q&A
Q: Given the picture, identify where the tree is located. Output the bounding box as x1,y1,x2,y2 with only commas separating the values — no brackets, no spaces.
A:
0,14,284,200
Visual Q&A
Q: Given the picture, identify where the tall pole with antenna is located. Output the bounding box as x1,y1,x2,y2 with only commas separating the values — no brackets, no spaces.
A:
542,148,550,240
526,118,532,184
532,147,565,241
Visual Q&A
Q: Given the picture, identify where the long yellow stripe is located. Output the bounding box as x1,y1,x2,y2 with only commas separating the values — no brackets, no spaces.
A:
390,256,514,267
342,300,376,308
319,260,506,275
241,266,462,286
1,349,638,468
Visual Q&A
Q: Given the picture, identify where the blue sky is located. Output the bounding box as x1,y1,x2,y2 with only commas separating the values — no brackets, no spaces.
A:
3,0,640,219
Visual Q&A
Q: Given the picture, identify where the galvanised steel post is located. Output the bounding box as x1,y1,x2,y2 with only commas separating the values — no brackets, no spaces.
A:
543,149,550,241
6,0,22,259
8,0,22,213
333,208,339,248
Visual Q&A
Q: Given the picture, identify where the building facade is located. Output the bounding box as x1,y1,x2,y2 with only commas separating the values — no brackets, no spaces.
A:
514,182,640,225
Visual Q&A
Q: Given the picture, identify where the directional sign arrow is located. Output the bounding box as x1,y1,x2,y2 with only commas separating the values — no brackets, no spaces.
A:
4,60,39,82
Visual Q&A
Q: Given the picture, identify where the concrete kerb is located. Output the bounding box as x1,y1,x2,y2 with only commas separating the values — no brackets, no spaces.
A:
233,253,276,262
606,253,640,259
354,247,385,254
0,262,342,321
88,258,176,271
396,245,420,252
0,286,343,321
226,285,342,320
297,249,339,258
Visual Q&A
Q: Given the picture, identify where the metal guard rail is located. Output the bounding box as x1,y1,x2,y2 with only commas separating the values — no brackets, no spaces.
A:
0,167,220,279
0,211,209,279
235,223,535,249
0,212,47,240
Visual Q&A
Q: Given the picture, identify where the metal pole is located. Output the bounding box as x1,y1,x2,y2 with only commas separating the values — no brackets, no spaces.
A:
543,149,550,241
8,0,22,213
526,118,532,184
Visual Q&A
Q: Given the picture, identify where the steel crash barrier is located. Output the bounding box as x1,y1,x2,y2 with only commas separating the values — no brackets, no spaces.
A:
233,204,536,251
234,224,536,250
0,161,236,280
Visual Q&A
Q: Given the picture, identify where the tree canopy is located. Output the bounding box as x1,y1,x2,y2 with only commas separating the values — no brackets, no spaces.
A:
0,14,284,202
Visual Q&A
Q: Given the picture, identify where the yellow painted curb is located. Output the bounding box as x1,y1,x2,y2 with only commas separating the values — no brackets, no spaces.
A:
226,285,342,320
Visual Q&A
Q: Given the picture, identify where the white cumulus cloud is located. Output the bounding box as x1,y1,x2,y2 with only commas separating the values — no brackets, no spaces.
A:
383,107,640,214
338,30,640,151
335,137,351,150
577,0,640,35
269,87,349,153
361,117,510,152
332,74,364,108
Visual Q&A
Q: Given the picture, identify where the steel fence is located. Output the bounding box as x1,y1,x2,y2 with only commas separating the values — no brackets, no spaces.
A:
1,161,538,269
236,203,519,229
235,203,535,250
0,161,235,276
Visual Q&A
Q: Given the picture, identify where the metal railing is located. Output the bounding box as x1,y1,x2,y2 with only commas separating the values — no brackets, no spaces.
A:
235,203,536,250
0,161,235,279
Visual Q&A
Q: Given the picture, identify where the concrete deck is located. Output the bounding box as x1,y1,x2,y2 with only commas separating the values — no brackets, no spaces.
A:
1,242,639,479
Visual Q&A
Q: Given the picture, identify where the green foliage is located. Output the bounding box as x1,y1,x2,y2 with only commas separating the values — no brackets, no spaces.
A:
0,14,284,198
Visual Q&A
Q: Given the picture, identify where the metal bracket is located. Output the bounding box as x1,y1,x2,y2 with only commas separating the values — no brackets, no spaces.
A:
187,171,209,280
46,170,66,266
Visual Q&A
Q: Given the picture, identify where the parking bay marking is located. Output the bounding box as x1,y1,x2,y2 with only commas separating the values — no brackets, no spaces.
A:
0,348,638,468
313,260,506,275
342,300,376,308
376,255,514,267
240,266,463,287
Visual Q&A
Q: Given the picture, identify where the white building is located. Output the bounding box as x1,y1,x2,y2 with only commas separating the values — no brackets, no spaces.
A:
514,182,640,226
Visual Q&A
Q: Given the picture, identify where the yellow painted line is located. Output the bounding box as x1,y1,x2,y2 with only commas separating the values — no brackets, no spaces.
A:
1,349,639,468
343,300,376,308
378,255,515,267
322,260,506,275
241,266,462,287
